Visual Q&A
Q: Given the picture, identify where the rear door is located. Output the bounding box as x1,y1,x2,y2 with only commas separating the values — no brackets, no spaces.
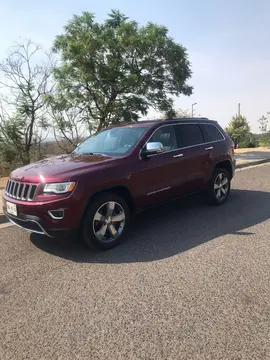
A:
173,123,209,195
199,123,227,182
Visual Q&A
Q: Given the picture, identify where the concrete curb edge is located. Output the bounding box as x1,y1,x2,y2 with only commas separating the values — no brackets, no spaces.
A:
235,158,270,169
0,213,7,225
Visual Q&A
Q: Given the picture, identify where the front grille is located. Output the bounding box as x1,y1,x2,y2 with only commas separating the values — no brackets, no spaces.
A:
5,180,37,201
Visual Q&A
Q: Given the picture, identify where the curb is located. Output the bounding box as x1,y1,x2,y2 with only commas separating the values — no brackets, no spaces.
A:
0,159,269,226
0,213,7,225
235,158,270,169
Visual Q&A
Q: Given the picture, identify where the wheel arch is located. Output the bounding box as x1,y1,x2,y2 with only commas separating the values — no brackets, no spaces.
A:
80,184,135,228
214,160,233,179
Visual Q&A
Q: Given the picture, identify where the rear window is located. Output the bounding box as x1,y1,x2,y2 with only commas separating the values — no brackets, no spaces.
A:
200,124,224,143
174,124,204,148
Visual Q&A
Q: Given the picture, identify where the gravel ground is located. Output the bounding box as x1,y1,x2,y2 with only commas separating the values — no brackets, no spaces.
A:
1,164,270,359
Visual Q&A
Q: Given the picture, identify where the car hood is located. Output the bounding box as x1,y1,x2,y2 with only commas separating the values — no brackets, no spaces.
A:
10,153,117,183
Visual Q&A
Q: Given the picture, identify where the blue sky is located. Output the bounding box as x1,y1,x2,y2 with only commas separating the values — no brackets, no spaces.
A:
0,0,270,132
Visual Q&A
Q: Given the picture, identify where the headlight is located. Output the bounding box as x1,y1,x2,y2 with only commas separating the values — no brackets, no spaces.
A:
43,182,76,194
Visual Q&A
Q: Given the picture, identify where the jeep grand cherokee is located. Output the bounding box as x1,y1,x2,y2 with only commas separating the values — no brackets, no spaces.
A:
2,117,236,249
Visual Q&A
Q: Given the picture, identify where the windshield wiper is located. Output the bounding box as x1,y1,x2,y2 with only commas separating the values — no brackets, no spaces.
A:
73,151,107,156
83,152,107,156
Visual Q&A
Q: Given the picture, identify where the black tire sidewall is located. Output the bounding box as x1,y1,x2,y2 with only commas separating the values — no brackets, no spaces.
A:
208,168,231,205
82,193,130,250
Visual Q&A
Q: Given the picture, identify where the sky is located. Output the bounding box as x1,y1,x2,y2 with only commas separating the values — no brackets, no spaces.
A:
0,0,269,132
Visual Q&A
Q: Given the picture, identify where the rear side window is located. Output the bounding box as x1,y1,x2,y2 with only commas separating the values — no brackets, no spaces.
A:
174,124,204,148
200,124,224,142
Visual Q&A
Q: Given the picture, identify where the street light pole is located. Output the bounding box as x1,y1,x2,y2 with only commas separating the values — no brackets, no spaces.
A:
191,103,197,117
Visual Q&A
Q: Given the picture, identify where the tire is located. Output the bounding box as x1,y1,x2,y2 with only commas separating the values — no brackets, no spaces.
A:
207,168,231,205
82,192,130,250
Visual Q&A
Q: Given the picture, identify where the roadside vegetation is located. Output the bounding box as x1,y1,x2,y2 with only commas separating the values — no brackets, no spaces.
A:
0,9,269,177
0,9,192,176
225,114,270,149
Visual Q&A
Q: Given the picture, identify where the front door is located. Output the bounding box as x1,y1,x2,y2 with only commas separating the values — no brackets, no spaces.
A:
130,125,183,208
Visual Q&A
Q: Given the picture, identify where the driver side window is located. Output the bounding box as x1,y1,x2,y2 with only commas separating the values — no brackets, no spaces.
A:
149,125,177,152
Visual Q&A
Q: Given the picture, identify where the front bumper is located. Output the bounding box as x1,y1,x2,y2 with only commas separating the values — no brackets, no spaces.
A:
4,211,53,237
2,192,82,238
4,211,76,238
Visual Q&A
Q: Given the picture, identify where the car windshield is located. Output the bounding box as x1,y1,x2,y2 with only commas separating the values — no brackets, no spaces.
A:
73,126,149,156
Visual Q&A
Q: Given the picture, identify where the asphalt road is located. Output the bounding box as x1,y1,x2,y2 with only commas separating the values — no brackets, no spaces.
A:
1,164,270,360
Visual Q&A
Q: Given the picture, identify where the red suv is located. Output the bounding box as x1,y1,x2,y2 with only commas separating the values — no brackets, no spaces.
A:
3,118,236,249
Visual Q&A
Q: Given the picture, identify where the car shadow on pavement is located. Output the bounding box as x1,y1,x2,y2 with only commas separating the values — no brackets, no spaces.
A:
30,189,270,264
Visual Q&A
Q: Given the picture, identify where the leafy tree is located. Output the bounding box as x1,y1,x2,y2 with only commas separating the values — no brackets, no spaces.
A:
0,40,54,165
52,10,193,132
225,115,250,145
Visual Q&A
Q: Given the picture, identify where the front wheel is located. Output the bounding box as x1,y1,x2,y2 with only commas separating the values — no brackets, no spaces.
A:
207,168,231,205
82,192,130,250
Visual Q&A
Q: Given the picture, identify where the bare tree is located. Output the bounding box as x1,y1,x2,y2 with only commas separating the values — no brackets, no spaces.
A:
0,39,55,165
163,108,201,119
50,107,87,153
258,115,268,133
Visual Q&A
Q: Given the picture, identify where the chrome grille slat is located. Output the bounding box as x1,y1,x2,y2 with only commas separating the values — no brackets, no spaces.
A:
17,183,23,199
23,185,30,200
27,185,32,199
14,182,18,197
10,181,15,196
21,184,26,200
5,180,37,201
6,180,11,194
16,183,20,198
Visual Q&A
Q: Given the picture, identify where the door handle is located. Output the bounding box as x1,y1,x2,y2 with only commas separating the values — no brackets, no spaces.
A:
173,153,184,158
205,146,213,151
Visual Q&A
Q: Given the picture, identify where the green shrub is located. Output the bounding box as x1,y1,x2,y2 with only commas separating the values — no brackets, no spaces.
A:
238,139,258,148
258,132,270,148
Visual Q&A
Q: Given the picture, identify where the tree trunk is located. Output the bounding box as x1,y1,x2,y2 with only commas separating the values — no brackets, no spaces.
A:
22,151,30,165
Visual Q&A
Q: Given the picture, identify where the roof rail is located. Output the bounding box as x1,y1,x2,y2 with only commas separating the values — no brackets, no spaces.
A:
164,117,209,121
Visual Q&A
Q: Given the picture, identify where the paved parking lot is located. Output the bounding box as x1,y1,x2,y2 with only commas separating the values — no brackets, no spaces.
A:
1,164,270,359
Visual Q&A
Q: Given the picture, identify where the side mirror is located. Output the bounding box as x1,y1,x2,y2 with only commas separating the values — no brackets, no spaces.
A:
142,142,164,158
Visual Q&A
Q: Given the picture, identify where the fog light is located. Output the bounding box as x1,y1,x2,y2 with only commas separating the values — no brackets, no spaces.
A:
48,209,64,220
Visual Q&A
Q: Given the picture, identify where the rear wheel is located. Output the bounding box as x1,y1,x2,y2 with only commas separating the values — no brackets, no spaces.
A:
207,168,231,205
82,192,130,250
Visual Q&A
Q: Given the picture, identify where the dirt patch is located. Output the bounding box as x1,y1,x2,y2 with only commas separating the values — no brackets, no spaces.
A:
234,147,269,153
0,177,8,190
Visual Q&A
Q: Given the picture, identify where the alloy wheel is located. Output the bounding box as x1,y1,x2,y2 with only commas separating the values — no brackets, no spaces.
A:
214,173,229,201
92,201,126,243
